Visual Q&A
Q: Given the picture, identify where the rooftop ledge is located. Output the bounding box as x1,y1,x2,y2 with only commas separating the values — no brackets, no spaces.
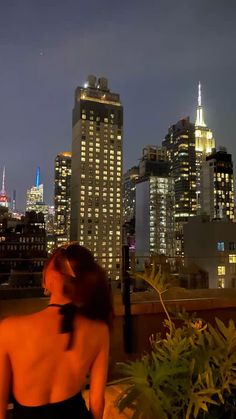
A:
1,287,236,318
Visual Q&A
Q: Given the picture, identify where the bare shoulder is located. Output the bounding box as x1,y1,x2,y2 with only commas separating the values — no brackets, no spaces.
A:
0,315,18,346
0,312,36,338
78,316,109,338
0,315,18,332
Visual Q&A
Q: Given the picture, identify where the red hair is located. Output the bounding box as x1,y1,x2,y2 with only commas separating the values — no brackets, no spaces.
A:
43,243,114,328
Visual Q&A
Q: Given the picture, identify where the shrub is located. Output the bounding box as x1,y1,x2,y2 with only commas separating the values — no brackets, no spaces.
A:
116,256,236,419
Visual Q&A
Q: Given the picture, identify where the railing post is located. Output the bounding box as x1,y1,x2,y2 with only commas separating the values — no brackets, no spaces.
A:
122,244,133,354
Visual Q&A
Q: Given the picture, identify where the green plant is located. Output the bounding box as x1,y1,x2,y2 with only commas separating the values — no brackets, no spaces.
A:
116,257,236,419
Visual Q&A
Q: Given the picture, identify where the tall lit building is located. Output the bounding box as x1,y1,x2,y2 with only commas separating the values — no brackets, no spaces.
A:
200,147,234,221
26,167,44,212
123,166,139,224
135,161,175,259
54,152,72,245
0,167,10,208
71,75,123,279
25,166,51,233
163,117,197,256
195,82,215,209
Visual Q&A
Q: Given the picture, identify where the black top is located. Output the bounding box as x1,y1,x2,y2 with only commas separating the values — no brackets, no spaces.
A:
12,391,93,419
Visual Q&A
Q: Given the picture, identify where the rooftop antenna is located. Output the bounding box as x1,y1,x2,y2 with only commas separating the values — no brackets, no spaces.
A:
198,81,202,107
195,81,206,127
36,166,41,187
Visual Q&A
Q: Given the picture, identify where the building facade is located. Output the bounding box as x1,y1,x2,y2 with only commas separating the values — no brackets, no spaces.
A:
135,176,175,259
0,211,47,286
71,75,123,279
54,152,72,245
123,166,139,224
26,185,44,211
26,167,51,233
184,215,236,288
135,152,175,260
200,147,235,221
26,167,44,212
163,117,197,255
139,145,167,177
195,82,215,210
0,167,10,208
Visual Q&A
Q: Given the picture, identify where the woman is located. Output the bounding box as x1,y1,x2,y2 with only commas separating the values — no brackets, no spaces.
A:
0,243,113,419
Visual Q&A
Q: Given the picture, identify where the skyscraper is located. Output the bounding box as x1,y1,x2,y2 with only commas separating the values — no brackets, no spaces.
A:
195,82,215,209
0,167,10,208
54,152,72,245
26,166,50,228
135,146,174,259
71,75,123,280
123,166,139,224
200,147,235,221
135,168,175,259
163,117,197,256
139,145,167,177
26,167,44,212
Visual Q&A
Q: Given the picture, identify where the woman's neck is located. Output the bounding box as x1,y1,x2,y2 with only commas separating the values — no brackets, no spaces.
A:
48,295,71,305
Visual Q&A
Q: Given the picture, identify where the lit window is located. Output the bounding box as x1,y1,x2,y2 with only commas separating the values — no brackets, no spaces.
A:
229,254,236,263
218,278,225,288
217,241,225,252
218,266,225,276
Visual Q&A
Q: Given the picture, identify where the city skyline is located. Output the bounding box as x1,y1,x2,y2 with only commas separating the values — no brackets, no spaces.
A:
0,1,236,210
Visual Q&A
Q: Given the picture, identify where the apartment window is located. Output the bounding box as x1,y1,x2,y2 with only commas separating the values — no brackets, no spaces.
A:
217,241,225,252
217,266,225,276
230,264,236,274
229,254,236,264
218,278,225,288
229,242,236,251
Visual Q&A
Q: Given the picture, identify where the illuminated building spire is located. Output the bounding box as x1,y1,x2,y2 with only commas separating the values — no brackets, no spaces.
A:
195,81,206,127
1,166,6,195
36,166,41,187
198,81,202,106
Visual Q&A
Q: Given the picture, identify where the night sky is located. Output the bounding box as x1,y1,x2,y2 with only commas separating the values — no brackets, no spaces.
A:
0,0,236,211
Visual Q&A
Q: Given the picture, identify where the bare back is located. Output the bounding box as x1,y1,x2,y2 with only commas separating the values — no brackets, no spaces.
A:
4,307,109,406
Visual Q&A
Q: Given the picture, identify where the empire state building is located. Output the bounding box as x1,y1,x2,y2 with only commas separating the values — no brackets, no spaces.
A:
195,82,215,209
